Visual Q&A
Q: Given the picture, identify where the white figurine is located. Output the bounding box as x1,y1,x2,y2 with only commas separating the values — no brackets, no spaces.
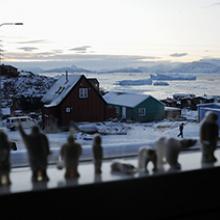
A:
138,148,157,173
155,137,197,170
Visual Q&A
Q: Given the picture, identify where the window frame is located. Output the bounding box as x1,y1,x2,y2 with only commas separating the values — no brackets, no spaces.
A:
138,107,146,116
79,87,89,99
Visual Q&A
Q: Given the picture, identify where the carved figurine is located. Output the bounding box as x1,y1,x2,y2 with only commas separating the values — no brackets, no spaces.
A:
155,137,197,170
200,111,219,163
92,134,103,174
0,130,17,186
138,148,157,173
18,124,50,182
60,134,82,179
111,161,136,174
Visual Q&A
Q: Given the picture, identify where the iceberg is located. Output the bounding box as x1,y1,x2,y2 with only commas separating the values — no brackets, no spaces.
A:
116,78,152,86
150,73,196,81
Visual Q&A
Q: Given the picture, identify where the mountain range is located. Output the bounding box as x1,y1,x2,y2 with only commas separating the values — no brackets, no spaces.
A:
15,58,220,74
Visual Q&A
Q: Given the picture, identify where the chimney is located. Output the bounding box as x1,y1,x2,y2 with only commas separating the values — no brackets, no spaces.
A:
65,70,68,82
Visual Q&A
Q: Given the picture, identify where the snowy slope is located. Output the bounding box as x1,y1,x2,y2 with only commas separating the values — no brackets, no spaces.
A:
0,73,56,107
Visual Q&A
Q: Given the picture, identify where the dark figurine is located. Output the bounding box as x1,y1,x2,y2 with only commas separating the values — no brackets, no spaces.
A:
18,124,50,182
111,161,136,174
92,134,103,174
177,123,184,138
60,134,82,179
200,111,219,163
138,148,157,173
0,130,17,186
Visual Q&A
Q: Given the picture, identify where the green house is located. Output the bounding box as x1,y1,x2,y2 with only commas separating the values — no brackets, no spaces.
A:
103,92,165,122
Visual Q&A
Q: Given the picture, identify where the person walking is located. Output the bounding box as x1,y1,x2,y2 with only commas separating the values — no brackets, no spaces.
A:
177,123,184,138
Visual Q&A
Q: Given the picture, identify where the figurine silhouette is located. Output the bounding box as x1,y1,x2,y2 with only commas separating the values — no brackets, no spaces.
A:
92,134,103,174
177,123,184,138
18,124,50,182
0,130,17,186
60,134,82,179
155,137,197,170
111,161,136,174
200,111,219,163
138,148,157,173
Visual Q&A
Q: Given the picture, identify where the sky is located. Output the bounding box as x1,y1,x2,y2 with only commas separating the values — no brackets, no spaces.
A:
1,0,220,69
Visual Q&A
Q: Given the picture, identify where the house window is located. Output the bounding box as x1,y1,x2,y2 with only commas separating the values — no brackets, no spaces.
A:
116,106,120,115
79,88,89,99
138,108,146,116
65,107,71,113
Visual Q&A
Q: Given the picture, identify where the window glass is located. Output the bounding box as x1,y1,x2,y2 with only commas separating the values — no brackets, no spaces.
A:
138,108,146,116
79,88,88,99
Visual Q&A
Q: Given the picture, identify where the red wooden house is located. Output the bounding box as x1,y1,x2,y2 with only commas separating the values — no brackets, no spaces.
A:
42,74,114,129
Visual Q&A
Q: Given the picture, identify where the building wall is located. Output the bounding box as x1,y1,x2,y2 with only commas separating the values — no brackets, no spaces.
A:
107,96,165,122
59,77,106,126
133,96,165,122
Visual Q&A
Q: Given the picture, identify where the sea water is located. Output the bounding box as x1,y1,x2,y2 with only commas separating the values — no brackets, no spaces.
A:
42,72,220,100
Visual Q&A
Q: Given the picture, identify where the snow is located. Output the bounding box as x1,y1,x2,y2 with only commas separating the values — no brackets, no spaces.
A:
116,78,152,86
103,91,149,108
153,81,169,86
150,73,197,81
42,75,81,107
0,75,55,106
165,107,181,111
78,122,127,135
181,109,198,121
14,75,55,98
0,109,205,168
1,107,11,115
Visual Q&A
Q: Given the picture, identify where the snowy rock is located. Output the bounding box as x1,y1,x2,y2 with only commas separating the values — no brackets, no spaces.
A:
0,73,56,107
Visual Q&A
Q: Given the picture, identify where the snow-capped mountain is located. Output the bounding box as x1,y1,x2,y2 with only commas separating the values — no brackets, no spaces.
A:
44,65,91,73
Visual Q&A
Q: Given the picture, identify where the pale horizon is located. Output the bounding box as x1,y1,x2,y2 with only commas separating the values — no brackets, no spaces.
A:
1,0,220,67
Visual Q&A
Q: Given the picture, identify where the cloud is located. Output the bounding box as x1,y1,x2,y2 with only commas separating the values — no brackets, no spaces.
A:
16,40,47,44
4,51,57,60
212,2,220,6
18,47,38,52
170,53,188,57
69,45,91,53
204,1,220,8
52,49,63,54
4,52,152,70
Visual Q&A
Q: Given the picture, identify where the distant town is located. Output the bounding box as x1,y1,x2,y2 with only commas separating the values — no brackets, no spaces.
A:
1,64,220,134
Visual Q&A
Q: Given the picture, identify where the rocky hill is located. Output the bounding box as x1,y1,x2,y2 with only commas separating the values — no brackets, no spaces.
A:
0,72,56,107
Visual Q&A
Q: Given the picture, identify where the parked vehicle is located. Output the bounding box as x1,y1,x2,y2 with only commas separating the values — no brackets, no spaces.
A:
6,116,37,130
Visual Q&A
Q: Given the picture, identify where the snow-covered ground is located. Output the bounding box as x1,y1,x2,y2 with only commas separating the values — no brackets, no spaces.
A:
0,110,201,166
1,110,199,150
